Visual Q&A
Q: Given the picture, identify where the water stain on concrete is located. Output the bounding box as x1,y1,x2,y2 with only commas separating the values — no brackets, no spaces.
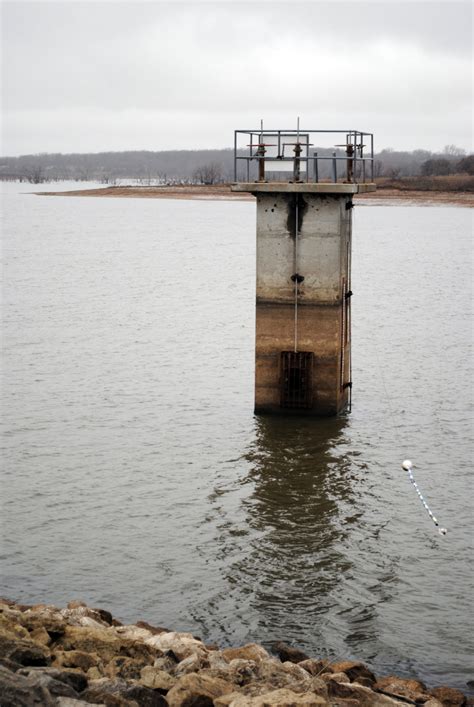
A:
286,194,308,237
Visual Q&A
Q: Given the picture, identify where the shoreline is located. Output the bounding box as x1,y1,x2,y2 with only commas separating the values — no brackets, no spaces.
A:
34,184,474,207
0,598,471,706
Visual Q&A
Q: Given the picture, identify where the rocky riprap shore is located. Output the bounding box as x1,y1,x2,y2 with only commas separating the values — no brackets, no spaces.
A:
0,598,469,707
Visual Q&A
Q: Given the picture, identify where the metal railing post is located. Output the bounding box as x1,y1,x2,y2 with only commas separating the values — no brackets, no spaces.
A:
258,145,266,182
293,143,302,182
353,137,357,184
234,131,237,181
371,134,374,181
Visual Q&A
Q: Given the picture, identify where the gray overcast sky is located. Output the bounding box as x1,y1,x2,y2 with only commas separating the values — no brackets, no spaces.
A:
1,0,472,155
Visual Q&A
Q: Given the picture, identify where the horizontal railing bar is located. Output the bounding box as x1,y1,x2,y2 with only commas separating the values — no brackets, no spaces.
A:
235,129,373,135
235,156,374,162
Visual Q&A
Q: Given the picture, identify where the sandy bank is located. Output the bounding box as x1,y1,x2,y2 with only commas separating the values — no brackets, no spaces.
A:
34,185,474,207
0,598,470,706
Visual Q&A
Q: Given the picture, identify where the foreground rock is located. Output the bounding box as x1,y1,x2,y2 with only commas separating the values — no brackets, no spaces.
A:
0,598,468,706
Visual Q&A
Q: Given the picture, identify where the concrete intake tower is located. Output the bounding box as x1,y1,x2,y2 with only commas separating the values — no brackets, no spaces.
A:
232,124,376,416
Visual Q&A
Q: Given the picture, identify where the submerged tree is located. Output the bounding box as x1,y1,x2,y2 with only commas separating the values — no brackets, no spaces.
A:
192,162,224,185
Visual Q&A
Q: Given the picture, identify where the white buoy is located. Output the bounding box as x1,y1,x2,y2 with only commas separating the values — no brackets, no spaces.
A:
402,459,413,471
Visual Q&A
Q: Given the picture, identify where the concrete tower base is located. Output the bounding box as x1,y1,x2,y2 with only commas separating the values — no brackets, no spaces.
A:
232,182,375,416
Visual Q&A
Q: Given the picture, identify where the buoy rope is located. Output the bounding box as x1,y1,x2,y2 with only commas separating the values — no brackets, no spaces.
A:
402,460,447,536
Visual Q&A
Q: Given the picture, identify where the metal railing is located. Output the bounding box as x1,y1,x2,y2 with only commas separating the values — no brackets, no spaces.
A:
234,128,374,184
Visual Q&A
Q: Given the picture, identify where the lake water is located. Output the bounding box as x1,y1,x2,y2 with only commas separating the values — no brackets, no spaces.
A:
1,182,473,692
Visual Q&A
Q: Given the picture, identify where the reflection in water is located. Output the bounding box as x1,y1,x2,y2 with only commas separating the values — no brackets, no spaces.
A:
196,413,402,665
242,416,353,596
206,415,364,651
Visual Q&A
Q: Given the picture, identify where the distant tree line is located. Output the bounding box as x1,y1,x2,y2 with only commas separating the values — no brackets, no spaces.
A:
0,150,236,185
0,145,472,184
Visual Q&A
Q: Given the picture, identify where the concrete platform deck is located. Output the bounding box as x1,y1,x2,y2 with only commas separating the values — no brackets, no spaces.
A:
231,182,376,194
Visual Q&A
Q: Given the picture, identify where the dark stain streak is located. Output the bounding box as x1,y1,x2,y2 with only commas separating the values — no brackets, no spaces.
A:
286,194,308,238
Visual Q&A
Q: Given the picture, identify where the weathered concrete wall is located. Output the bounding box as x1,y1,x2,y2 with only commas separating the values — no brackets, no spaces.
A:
256,193,351,303
253,190,353,415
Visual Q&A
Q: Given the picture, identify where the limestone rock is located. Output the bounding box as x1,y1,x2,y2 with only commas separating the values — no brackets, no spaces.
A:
374,675,428,702
146,630,207,660
0,610,31,640
327,678,406,706
19,605,66,642
94,608,114,625
214,691,244,706
80,685,136,706
115,624,154,642
87,665,103,680
272,641,311,664
67,601,87,610
21,610,66,640
356,677,379,688
29,626,52,646
19,670,80,698
63,603,114,626
0,664,55,706
125,683,173,705
0,634,51,666
53,648,103,672
429,687,466,706
105,656,146,681
54,697,101,707
61,605,111,629
23,605,64,622
0,655,23,672
331,661,377,685
173,650,209,676
166,672,235,707
17,665,88,693
322,671,350,684
226,658,259,686
222,687,328,706
57,625,158,665
83,676,167,706
136,620,169,635
0,597,16,607
140,665,177,691
311,677,329,699
254,659,315,694
221,643,271,664
209,650,233,671
298,659,333,677
193,654,237,683
153,653,179,672
0,600,467,707
56,699,102,706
